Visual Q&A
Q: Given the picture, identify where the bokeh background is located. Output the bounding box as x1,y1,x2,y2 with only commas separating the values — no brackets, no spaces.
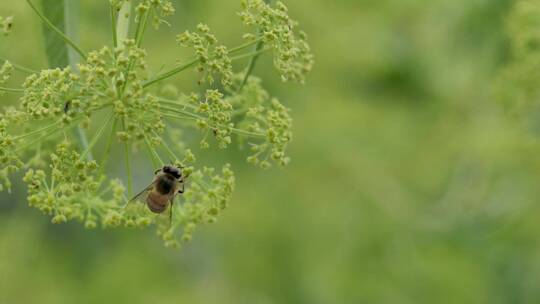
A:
3,0,540,303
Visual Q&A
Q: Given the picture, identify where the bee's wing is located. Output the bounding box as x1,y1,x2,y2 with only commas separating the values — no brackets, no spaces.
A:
127,181,157,204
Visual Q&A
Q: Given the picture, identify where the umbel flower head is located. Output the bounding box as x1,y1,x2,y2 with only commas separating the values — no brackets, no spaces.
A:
0,0,312,247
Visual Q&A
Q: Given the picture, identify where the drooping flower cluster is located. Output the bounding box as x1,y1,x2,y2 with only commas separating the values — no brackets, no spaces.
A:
239,0,314,83
0,0,311,248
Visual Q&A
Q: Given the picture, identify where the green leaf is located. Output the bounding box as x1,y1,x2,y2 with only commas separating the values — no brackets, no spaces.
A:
40,0,79,68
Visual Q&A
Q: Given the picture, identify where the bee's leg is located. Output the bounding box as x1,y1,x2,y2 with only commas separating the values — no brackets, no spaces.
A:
168,201,173,229
178,182,185,194
154,168,161,175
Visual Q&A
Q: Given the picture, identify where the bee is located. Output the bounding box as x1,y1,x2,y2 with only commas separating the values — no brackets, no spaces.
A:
129,165,185,223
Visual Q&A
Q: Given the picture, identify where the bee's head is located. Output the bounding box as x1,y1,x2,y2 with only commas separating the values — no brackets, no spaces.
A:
162,165,182,179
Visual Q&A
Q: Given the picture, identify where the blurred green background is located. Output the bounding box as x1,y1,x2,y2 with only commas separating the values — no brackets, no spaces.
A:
4,0,540,303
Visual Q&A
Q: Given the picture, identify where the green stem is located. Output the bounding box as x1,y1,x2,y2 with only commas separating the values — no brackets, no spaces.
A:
160,105,201,119
231,127,266,138
153,130,179,162
122,119,133,197
119,10,150,96
158,97,198,111
13,120,63,141
135,10,150,47
160,112,197,121
230,48,270,61
142,39,265,88
235,1,272,88
161,111,266,138
143,59,199,88
99,118,118,176
15,117,84,153
110,4,118,49
77,127,92,160
238,36,266,92
144,135,163,168
229,38,263,53
80,114,114,160
0,86,24,93
26,0,87,60
0,57,39,74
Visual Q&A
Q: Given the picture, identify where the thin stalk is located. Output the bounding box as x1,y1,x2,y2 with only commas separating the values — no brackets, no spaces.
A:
110,4,118,49
231,48,270,61
231,127,266,138
238,34,266,91
161,111,266,138
229,38,264,53
80,114,114,160
0,58,39,74
135,10,150,47
0,87,24,93
99,118,118,176
122,119,133,197
77,127,92,159
25,0,87,60
160,105,201,119
143,59,199,88
158,97,198,111
160,112,198,122
152,130,179,162
142,39,265,88
119,10,150,96
15,117,84,153
144,135,164,167
13,120,63,141
50,161,56,190
130,15,143,49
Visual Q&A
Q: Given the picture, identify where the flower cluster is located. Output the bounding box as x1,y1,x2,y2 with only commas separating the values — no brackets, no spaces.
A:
0,15,12,36
21,67,90,121
228,75,292,167
0,61,12,88
239,0,314,83
193,90,234,149
0,0,312,247
110,0,174,32
177,24,234,87
22,141,235,247
159,165,235,248
0,109,24,192
23,141,106,224
21,40,164,143
78,40,164,143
